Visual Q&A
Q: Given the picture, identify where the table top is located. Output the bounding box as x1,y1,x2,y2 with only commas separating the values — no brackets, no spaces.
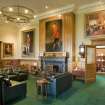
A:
36,79,48,84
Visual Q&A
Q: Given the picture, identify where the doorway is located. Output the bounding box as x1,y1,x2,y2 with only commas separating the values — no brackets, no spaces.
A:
92,39,105,73
96,46,105,73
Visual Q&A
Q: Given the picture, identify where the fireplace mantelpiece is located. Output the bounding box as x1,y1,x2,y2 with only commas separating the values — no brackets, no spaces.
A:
41,52,69,72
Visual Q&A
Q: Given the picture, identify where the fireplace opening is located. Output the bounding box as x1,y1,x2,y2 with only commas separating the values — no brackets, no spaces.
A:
53,65,59,73
45,64,60,73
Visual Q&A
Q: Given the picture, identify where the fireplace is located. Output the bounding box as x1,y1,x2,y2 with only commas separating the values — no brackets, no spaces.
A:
41,52,68,73
53,65,59,73
45,64,59,73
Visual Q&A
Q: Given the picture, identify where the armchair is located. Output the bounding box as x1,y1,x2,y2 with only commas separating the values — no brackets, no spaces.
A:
0,77,27,105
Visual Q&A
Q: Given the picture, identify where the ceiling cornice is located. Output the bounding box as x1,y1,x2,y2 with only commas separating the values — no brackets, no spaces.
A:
38,4,74,20
77,1,105,13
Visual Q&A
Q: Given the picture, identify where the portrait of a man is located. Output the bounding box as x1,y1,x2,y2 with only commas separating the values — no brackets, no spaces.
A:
46,19,62,52
3,43,13,57
22,29,35,57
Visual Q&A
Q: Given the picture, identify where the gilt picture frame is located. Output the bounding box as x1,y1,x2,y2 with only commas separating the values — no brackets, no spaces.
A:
85,10,105,37
3,43,13,57
45,19,62,52
21,29,35,57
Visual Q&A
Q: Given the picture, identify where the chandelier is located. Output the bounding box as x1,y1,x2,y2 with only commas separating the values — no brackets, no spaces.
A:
0,5,36,23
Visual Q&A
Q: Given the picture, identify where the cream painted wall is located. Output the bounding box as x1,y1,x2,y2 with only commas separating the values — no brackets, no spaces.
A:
18,19,39,59
75,3,105,61
0,2,105,62
0,19,39,60
75,13,91,61
0,23,19,59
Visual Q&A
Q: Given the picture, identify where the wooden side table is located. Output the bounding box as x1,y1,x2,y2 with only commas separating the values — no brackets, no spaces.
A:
36,79,48,98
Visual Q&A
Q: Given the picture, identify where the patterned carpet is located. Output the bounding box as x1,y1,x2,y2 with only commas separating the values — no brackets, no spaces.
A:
8,75,105,105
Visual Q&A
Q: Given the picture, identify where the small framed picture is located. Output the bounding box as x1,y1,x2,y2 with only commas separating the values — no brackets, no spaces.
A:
3,43,13,57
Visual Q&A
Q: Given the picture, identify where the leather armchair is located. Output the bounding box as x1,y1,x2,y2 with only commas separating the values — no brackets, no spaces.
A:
0,77,27,105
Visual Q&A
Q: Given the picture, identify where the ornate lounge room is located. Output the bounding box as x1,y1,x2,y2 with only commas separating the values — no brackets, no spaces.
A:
0,0,105,105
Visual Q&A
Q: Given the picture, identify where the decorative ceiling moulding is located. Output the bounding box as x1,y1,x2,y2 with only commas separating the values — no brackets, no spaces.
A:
77,1,105,13
87,35,105,40
0,0,37,26
38,4,75,20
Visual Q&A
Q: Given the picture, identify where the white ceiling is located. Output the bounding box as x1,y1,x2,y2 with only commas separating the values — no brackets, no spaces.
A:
0,0,99,15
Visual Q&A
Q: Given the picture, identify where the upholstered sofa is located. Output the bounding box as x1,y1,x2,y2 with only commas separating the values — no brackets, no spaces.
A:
0,77,27,105
47,72,72,96
0,69,28,82
7,72,28,82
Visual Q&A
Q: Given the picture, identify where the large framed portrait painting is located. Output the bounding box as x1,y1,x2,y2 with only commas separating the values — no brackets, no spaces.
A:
3,43,13,57
85,10,105,37
46,19,62,52
22,29,35,57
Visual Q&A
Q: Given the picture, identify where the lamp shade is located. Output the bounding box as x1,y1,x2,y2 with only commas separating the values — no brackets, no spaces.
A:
79,42,85,58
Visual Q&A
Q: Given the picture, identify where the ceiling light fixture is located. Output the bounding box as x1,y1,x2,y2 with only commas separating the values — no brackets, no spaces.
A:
24,9,29,14
45,5,48,9
9,7,13,12
34,15,37,18
0,5,36,23
0,11,2,14
5,20,9,23
44,0,49,9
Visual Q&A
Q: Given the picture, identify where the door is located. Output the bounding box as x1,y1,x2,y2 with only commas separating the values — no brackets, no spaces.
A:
85,45,96,83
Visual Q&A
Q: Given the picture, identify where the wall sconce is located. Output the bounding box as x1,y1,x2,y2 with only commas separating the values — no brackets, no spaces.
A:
79,42,85,58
